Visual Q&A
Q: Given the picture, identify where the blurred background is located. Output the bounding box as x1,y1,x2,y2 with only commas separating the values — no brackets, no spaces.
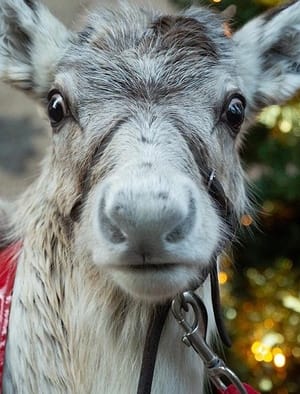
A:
0,0,299,393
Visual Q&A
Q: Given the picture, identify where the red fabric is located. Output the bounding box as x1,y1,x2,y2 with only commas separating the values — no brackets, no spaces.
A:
0,243,20,390
219,383,260,394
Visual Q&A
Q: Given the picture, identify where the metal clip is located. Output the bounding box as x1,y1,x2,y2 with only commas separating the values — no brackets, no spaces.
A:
171,291,247,394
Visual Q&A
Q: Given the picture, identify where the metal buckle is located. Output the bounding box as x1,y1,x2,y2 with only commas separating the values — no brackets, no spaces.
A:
171,291,247,394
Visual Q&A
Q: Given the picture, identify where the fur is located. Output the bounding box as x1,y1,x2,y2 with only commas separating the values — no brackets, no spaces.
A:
1,1,300,392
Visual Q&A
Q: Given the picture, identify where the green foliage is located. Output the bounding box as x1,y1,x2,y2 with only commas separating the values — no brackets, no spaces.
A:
171,0,267,27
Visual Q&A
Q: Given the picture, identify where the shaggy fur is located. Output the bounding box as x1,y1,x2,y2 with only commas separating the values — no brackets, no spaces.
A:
1,1,300,393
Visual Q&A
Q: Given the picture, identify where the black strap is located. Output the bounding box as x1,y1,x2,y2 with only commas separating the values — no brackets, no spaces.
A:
136,303,171,394
210,262,232,347
136,264,231,394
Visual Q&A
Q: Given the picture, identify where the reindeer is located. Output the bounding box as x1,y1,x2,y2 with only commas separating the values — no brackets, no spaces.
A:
0,0,300,393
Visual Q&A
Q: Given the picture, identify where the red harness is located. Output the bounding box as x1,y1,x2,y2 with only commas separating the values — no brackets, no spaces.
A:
220,384,259,394
0,243,19,390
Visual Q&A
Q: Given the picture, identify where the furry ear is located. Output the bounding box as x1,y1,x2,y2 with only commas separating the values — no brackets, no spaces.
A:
0,0,73,98
233,0,300,117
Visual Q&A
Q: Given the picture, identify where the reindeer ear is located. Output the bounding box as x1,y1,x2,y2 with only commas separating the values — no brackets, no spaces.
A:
233,0,300,115
221,5,237,20
0,0,72,98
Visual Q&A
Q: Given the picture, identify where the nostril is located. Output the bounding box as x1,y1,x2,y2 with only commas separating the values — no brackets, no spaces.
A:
165,197,196,243
101,213,127,244
110,225,127,244
157,192,168,201
99,195,127,244
165,226,185,243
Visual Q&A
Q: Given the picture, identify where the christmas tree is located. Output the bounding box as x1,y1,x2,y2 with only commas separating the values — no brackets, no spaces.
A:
170,0,300,392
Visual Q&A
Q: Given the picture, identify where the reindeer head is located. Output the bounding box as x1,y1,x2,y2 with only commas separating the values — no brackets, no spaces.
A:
1,0,300,302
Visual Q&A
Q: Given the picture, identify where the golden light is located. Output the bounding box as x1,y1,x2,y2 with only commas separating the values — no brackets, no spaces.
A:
240,214,253,227
259,379,273,392
218,271,228,285
259,105,281,128
274,353,286,368
279,119,292,133
264,318,274,329
251,341,273,363
251,341,261,354
263,333,284,347
225,308,237,320
263,351,273,363
273,347,284,356
292,347,300,358
212,0,222,3
282,294,300,313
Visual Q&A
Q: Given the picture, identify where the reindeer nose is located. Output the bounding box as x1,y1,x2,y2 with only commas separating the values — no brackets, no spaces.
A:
99,182,196,253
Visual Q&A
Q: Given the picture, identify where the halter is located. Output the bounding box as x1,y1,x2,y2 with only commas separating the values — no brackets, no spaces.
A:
136,170,252,394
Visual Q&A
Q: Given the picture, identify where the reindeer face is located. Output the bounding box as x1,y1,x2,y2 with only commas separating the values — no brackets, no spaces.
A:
49,10,247,301
2,0,300,301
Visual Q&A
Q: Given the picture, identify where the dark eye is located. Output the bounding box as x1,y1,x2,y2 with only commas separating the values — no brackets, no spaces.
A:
48,91,67,127
224,95,246,133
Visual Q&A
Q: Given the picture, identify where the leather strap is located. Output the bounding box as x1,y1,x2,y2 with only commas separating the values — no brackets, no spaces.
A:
136,261,231,394
136,303,171,394
210,262,232,347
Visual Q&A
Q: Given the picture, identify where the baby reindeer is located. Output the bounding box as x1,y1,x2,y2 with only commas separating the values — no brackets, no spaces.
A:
0,0,300,393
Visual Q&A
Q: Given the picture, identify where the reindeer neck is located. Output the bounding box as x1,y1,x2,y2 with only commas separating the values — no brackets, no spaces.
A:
4,200,205,394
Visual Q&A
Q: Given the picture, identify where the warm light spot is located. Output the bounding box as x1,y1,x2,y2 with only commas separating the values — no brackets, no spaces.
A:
218,271,228,285
259,105,281,128
240,214,253,227
251,341,272,362
264,318,274,329
212,0,222,3
254,353,264,362
274,353,286,368
273,347,283,355
289,314,300,326
263,333,284,347
225,308,237,320
282,294,300,313
292,347,300,358
251,341,261,354
263,351,273,363
259,378,273,392
279,119,292,133
246,268,266,286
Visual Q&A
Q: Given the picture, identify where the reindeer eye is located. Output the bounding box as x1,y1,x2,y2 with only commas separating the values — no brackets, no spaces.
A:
48,91,67,127
224,95,246,133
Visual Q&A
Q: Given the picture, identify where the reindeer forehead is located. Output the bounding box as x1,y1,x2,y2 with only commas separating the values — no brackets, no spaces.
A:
59,8,235,105
80,13,222,56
